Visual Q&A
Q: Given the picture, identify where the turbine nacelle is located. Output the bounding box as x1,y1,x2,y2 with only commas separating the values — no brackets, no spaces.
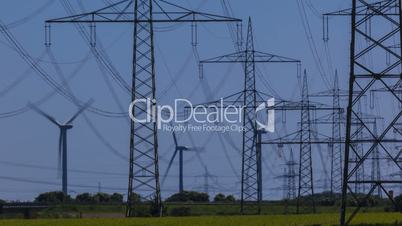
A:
61,125,74,130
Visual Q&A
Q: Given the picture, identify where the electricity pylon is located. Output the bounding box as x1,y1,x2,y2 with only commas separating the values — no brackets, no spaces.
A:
261,74,342,213
298,72,315,213
279,149,297,214
310,71,372,195
325,1,402,224
45,0,240,217
286,149,297,201
198,18,300,214
331,73,343,194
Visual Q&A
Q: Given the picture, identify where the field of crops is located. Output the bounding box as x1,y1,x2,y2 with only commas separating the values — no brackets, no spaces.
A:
1,212,402,226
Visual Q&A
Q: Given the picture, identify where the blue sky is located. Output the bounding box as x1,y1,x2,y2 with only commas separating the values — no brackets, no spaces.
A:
0,0,356,201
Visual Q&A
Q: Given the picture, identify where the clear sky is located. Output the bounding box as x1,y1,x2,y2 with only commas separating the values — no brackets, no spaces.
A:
0,0,358,201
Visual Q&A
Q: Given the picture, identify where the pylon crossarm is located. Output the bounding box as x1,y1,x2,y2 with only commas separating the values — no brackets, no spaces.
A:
200,51,247,64
253,51,300,63
261,132,344,145
309,113,341,124
309,89,354,97
46,0,241,24
200,51,300,64
269,100,338,111
190,95,338,111
324,0,398,16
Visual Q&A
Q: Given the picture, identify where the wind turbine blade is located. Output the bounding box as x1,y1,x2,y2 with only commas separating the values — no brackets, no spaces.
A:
29,103,60,126
172,131,178,147
65,99,93,124
58,130,63,178
161,149,178,186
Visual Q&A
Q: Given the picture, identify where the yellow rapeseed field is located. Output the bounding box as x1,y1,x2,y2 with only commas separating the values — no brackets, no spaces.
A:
1,212,402,226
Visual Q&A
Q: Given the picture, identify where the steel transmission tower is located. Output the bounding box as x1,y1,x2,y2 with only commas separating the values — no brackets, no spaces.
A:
297,72,315,213
199,18,300,214
284,149,297,201
45,0,240,217
331,72,343,194
310,71,365,194
280,149,297,214
325,0,402,224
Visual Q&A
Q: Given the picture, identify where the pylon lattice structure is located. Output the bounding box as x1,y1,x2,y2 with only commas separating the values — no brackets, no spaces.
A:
278,148,298,215
284,149,297,201
197,18,300,214
310,71,345,194
371,119,382,197
352,103,366,194
45,0,241,217
298,73,316,213
310,71,372,194
325,0,402,224
261,78,341,214
332,73,343,194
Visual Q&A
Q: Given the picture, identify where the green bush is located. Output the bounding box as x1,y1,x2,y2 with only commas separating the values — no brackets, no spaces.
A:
110,193,124,203
75,193,94,203
213,194,236,203
214,194,226,202
35,191,71,204
166,191,209,203
75,192,124,204
93,193,111,203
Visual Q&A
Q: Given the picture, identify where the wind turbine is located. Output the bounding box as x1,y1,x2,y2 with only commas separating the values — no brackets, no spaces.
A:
162,130,204,193
30,101,92,195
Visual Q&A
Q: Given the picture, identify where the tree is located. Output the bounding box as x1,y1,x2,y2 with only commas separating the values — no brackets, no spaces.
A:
75,193,94,203
129,193,141,203
35,191,71,204
214,194,236,203
166,191,209,203
110,193,124,203
214,193,226,202
225,195,236,202
93,193,111,203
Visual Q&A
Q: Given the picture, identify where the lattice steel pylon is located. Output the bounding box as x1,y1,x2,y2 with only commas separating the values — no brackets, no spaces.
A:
280,149,298,214
45,0,240,217
242,18,259,214
309,71,346,194
325,0,402,224
199,18,300,214
371,119,382,197
297,71,316,213
331,72,343,194
285,149,298,201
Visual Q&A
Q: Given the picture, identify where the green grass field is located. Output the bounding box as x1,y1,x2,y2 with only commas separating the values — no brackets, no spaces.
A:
1,212,402,226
